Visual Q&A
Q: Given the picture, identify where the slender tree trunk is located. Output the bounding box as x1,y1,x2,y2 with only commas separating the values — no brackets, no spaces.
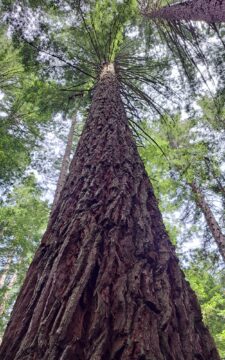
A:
0,268,8,289
0,63,220,360
0,258,13,289
190,181,225,262
144,0,225,23
0,262,17,343
51,115,76,214
0,272,17,317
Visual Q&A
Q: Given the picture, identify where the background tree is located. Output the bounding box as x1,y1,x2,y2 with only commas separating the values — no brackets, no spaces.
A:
140,108,225,256
142,0,225,24
51,113,77,213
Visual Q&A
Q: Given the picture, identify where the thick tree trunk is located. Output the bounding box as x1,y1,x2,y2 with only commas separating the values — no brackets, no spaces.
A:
0,64,220,359
145,0,225,23
51,115,76,213
190,181,225,262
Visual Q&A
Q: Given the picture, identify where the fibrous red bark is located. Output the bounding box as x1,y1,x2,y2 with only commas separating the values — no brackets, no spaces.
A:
0,64,220,359
145,0,225,23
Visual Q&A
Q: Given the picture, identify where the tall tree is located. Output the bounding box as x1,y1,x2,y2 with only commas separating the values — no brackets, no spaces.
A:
143,0,225,23
189,181,225,262
0,1,221,358
0,62,220,360
140,112,225,261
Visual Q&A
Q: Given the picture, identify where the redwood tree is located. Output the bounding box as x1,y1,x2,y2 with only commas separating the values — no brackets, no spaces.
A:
143,0,225,23
0,61,220,359
0,1,221,358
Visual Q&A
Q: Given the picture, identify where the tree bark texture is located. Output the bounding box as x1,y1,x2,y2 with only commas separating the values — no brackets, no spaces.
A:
190,181,225,262
51,115,76,214
145,0,225,23
0,64,220,360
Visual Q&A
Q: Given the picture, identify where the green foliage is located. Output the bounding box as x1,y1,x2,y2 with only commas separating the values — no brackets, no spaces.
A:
140,109,224,205
9,0,173,121
0,28,77,185
185,251,225,357
198,95,225,131
0,32,23,92
139,105,225,285
0,31,29,184
139,119,181,209
0,175,49,335
0,125,30,185
86,0,138,62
